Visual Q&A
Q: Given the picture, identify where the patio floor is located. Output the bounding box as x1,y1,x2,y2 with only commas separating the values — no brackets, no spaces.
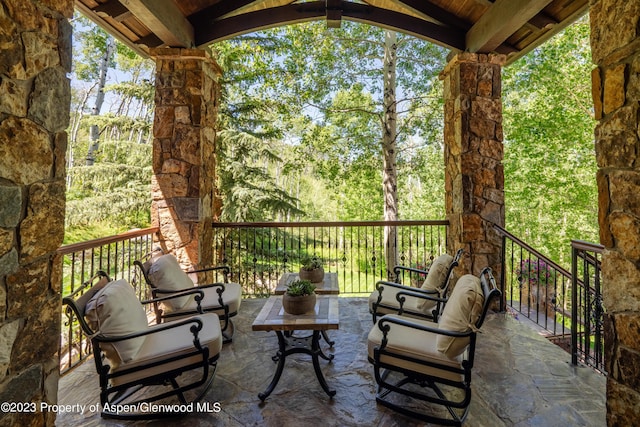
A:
57,297,606,426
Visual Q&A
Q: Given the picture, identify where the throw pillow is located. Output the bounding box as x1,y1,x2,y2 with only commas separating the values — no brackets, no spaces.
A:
436,274,485,359
147,254,194,309
85,279,148,366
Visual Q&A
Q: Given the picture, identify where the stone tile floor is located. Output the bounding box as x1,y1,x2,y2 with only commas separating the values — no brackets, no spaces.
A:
57,298,605,426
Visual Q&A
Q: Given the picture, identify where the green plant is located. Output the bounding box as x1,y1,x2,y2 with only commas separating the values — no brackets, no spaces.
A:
516,259,556,287
286,279,316,297
300,256,323,271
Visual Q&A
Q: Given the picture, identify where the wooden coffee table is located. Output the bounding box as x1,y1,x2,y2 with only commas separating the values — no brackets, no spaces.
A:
252,295,339,400
275,272,339,346
274,272,339,295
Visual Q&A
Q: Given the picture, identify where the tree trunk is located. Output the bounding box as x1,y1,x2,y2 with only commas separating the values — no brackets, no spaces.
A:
86,35,115,165
382,30,399,280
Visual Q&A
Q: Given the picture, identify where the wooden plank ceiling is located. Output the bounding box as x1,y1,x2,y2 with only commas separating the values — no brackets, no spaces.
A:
76,0,588,65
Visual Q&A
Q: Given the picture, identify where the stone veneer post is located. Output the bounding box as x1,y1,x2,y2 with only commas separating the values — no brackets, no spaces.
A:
149,48,220,269
590,1,640,424
0,0,73,425
440,53,506,285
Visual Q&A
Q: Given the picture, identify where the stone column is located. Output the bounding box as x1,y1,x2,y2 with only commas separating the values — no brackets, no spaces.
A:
440,53,506,283
150,48,220,269
0,1,73,426
590,1,640,424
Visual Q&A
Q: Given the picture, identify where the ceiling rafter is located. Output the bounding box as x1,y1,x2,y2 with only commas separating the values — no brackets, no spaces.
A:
194,1,464,51
194,3,325,46
344,2,464,50
75,0,589,65
394,0,471,30
466,0,554,52
120,0,195,47
189,0,258,26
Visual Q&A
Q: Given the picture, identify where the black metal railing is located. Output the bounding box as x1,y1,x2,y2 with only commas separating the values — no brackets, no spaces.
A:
212,220,449,297
571,240,605,373
495,225,606,373
57,227,158,374
495,225,572,338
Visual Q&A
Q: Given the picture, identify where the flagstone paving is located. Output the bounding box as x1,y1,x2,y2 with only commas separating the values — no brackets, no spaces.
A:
57,298,605,426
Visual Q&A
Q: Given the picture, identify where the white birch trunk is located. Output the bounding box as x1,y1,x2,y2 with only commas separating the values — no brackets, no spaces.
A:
86,35,115,165
382,30,399,280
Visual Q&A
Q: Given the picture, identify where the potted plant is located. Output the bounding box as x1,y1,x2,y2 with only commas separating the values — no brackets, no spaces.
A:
516,259,555,306
282,279,317,315
299,255,324,283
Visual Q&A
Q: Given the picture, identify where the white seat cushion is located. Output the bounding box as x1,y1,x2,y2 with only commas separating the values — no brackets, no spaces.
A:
437,274,485,359
368,314,464,382
164,282,242,316
109,313,222,386
147,254,195,309
85,279,149,367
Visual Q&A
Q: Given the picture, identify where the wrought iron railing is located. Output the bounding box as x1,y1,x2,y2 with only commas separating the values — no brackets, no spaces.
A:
57,227,158,374
211,220,449,297
571,240,605,373
495,225,606,373
494,225,572,338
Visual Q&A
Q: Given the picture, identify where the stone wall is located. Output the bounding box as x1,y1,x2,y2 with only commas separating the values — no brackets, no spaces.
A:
150,48,220,269
590,1,640,424
0,0,73,425
440,53,506,284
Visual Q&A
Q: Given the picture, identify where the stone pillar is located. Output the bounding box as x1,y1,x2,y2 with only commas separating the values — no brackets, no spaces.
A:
150,48,220,269
0,0,73,425
440,53,506,283
590,1,640,424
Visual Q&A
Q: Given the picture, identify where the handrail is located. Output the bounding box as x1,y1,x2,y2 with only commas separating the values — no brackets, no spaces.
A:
58,227,158,374
57,226,160,254
493,224,572,279
212,220,449,228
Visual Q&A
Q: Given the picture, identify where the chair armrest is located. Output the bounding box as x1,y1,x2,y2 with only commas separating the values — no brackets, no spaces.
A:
96,315,206,344
376,280,439,295
377,314,472,339
395,288,445,305
393,265,429,276
396,289,447,322
393,265,429,283
141,288,205,304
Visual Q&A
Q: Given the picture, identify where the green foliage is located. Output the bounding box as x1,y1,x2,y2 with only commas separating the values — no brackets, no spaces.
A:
214,22,447,222
300,256,322,271
285,280,316,296
503,17,597,263
65,141,152,240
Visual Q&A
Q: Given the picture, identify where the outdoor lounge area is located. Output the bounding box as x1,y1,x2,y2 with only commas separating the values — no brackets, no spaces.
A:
6,1,640,426
57,297,605,426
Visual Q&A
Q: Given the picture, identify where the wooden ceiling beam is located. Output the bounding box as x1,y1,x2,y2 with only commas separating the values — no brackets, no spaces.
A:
394,0,471,30
189,0,258,26
95,0,131,22
466,0,554,52
75,1,150,57
344,2,464,50
326,0,342,28
120,0,195,47
194,2,326,46
194,1,465,51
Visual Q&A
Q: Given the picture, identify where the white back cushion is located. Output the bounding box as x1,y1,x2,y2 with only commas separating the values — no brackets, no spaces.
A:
147,254,194,309
85,279,148,366
436,274,484,359
417,253,454,311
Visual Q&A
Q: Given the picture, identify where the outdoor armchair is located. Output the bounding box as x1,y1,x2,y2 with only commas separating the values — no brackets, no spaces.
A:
62,272,222,419
134,253,241,343
367,267,500,425
369,249,463,323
